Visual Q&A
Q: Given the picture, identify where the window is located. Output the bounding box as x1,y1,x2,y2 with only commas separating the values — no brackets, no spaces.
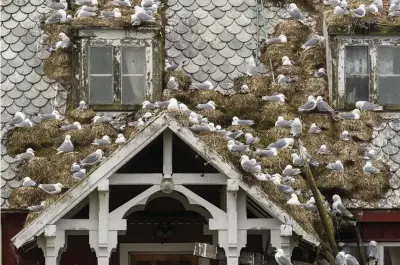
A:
341,242,400,265
78,29,162,110
337,37,400,109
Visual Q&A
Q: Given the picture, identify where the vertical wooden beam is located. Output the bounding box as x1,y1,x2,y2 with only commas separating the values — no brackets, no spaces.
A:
98,179,109,265
37,225,66,265
163,129,173,175
226,179,239,265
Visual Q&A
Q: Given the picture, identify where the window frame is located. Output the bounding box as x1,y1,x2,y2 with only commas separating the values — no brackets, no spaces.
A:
336,36,400,110
344,242,400,265
78,30,159,111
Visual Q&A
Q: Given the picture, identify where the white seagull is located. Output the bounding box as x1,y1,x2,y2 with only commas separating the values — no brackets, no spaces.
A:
266,35,287,44
275,116,293,127
80,149,103,166
287,194,301,205
38,183,63,195
15,148,35,161
326,160,344,172
22,177,37,187
115,134,126,144
289,3,304,20
363,161,380,174
355,101,383,111
302,35,325,51
57,135,74,154
232,117,255,126
308,123,322,134
240,155,262,173
167,76,179,90
92,135,111,146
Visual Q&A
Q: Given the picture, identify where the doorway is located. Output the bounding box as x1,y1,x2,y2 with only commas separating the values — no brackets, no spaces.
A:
131,254,199,265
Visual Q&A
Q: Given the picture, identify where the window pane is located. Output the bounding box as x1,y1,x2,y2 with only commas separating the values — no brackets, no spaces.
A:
378,77,400,104
122,76,145,104
378,47,400,75
89,47,113,74
122,47,146,74
385,247,400,265
345,46,369,75
345,76,369,104
89,76,113,104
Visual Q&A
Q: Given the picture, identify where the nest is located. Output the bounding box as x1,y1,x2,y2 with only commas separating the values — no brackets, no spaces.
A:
197,109,228,126
261,43,299,69
233,76,273,96
44,50,73,81
303,78,328,98
270,20,313,45
190,90,228,106
44,24,73,43
68,109,96,123
71,16,132,28
164,71,192,92
260,148,292,173
6,120,64,155
259,102,292,129
162,89,192,105
300,46,326,72
332,140,364,157
275,65,303,76
302,131,337,154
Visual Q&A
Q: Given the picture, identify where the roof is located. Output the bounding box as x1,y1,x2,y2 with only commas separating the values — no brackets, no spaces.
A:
11,112,320,249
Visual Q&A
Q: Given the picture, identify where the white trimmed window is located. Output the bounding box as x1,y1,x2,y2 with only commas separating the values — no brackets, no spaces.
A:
336,37,400,109
344,242,400,265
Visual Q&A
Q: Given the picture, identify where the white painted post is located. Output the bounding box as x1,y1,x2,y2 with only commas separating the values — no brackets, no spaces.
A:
270,225,295,260
37,225,66,265
98,179,110,265
163,130,173,175
226,179,239,265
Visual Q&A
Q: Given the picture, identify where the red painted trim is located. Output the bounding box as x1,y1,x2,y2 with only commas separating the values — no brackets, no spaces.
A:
351,209,400,222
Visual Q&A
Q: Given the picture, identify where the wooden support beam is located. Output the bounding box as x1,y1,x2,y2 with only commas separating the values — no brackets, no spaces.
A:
56,219,126,231
163,130,173,175
209,218,281,231
110,173,226,185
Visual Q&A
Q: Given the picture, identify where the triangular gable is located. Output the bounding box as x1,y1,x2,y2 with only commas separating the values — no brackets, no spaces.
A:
11,113,320,248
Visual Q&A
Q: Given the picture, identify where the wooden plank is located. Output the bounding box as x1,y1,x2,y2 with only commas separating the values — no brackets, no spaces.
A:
109,173,226,185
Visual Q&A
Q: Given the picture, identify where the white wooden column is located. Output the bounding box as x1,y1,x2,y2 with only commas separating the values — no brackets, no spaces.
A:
163,130,173,175
270,225,296,260
37,225,65,265
226,179,239,265
98,179,110,265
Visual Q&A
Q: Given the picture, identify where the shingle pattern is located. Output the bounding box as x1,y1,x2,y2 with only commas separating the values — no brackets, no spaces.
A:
1,0,67,207
165,0,289,91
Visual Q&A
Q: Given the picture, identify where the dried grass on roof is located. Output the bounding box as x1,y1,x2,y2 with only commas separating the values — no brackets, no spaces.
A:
271,20,312,45
164,71,192,92
275,65,303,76
71,16,132,28
259,102,292,129
233,76,273,96
302,78,329,98
163,90,192,105
261,43,299,69
68,109,96,124
300,46,326,72
198,109,228,126
190,90,228,106
6,120,64,155
44,50,73,81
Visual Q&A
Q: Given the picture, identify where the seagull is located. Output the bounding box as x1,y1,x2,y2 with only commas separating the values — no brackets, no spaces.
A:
255,173,272,181
268,138,294,150
363,161,380,174
298,96,317,112
355,101,383,111
100,8,121,18
281,56,294,66
367,241,378,260
14,118,33,128
113,0,131,6
7,112,25,127
232,117,255,126
303,197,316,209
277,74,295,83
191,81,213,90
332,194,354,218
317,144,331,155
266,34,287,44
326,160,344,171
290,118,302,137
61,122,82,131
92,135,111,146
15,148,35,161
240,85,250,93
335,251,347,265
389,11,400,17
227,140,250,153
70,162,81,173
190,123,215,133
115,134,126,144
167,76,179,90
275,249,293,265
289,3,304,20
262,94,286,102
240,155,262,173
308,123,322,134
38,183,63,195
76,9,97,17
283,165,301,176
363,149,380,161
38,110,62,120
71,168,86,181
45,10,68,24
255,148,278,157
142,112,154,121
47,0,68,10
339,109,361,120
57,135,74,154
246,56,258,76
365,3,379,13
167,98,180,111
196,101,216,110
275,116,293,127
80,149,103,166
78,5,98,12
316,96,334,113
345,254,360,265
93,115,112,123
350,4,366,17
74,0,98,5
282,176,295,185
291,153,304,167
142,100,158,109
189,112,201,125
226,130,244,139
55,32,71,49
340,130,352,141
302,35,325,51
134,5,155,22
334,5,349,15
287,194,301,205
312,68,327,78
22,177,37,187
165,60,186,71
27,201,46,211
245,133,259,145
77,101,88,110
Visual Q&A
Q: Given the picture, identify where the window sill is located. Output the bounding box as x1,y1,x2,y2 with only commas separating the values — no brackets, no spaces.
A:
90,104,142,112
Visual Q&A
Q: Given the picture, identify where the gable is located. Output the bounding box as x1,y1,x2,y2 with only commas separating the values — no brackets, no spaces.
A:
11,113,320,249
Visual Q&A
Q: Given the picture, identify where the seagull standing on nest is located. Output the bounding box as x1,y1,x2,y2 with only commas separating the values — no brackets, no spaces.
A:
167,76,179,90
22,177,37,187
302,35,325,51
100,8,121,18
115,134,126,144
38,183,63,195
298,96,317,112
191,81,214,90
287,194,301,206
332,194,354,218
326,160,344,172
15,148,35,161
80,149,103,166
57,135,74,154
363,161,381,175
350,4,366,17
289,3,304,20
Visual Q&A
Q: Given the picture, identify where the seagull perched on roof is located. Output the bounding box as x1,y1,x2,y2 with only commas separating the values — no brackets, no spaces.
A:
312,68,327,78
113,0,131,6
365,3,379,13
100,8,121,18
363,161,380,175
262,94,286,102
289,3,304,20
134,5,155,22
73,0,98,6
355,101,383,111
266,34,287,44
191,81,214,90
55,32,71,50
335,251,347,265
76,9,97,17
71,168,86,181
227,140,250,153
268,138,294,150
308,123,322,134
92,135,111,146
350,4,366,17
115,134,126,144
246,56,258,76
232,117,255,126
93,115,112,123
240,84,250,93
167,76,179,90
22,177,37,187
332,194,354,218
45,10,72,24
70,162,81,173
363,149,380,161
38,110,62,120
245,133,259,145
196,101,216,110
38,183,63,195
77,101,88,110
7,112,25,127
255,148,278,157
57,135,74,154
142,100,158,109
367,241,378,260
275,116,293,127
275,249,293,265
316,96,334,113
14,118,33,128
302,35,325,51
240,155,261,173
77,5,98,12
61,122,82,131
290,118,302,137
334,5,349,15
15,148,35,161
190,123,215,133
47,0,68,10
277,74,295,83
283,165,301,176
167,98,180,111
340,130,352,141
317,144,331,155
80,149,103,166
326,160,344,172
291,153,304,167
27,201,46,211
298,96,317,112
281,56,294,66
287,194,301,206
339,109,361,120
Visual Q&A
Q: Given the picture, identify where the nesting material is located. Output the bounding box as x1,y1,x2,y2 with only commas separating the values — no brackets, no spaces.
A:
164,71,192,91
300,46,326,72
6,120,64,155
270,20,312,45
68,109,96,124
332,140,363,157
260,148,292,172
259,102,291,129
190,90,227,106
303,78,328,98
261,43,299,69
44,51,72,81
233,76,273,96
275,65,303,76
198,109,228,126
162,89,192,105
71,16,132,28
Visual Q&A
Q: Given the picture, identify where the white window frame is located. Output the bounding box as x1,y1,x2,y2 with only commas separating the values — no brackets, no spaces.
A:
343,242,400,265
336,36,400,109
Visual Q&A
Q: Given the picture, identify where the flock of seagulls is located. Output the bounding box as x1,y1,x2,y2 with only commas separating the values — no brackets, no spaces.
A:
44,0,158,26
323,0,399,17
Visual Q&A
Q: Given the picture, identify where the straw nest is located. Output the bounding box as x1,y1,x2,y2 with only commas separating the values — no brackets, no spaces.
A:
68,109,96,124
275,65,303,76
189,90,228,106
261,43,299,69
162,89,192,105
233,76,273,96
44,51,73,81
71,16,132,28
270,20,312,45
164,71,192,91
300,46,326,72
